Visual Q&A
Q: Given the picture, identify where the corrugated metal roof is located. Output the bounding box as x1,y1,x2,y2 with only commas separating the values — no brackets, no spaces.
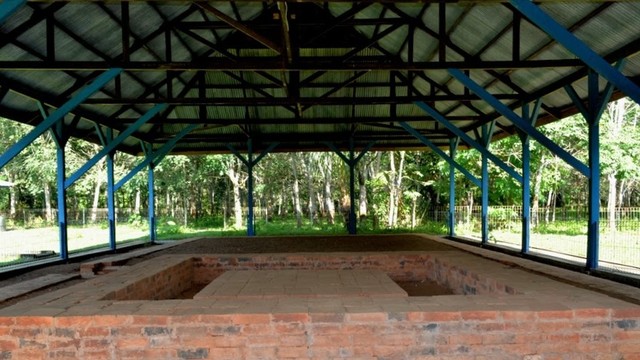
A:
0,1,637,155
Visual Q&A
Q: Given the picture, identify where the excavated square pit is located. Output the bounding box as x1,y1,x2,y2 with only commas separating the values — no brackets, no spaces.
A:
3,240,640,359
101,253,519,301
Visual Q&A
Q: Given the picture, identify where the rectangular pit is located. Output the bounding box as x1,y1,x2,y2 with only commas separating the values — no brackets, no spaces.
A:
101,252,519,301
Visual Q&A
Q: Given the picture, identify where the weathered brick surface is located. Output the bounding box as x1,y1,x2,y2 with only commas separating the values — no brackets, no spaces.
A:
1,249,640,358
2,309,638,359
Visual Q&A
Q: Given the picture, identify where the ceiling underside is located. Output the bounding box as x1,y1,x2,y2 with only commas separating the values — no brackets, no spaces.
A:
0,1,639,155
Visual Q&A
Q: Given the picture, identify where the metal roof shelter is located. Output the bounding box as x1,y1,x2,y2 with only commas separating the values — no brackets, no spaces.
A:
0,0,639,277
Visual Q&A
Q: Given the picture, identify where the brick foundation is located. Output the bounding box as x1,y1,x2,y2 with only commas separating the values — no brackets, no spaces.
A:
2,248,640,359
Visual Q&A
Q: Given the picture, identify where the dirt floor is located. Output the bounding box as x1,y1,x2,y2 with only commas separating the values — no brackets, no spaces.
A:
0,234,457,306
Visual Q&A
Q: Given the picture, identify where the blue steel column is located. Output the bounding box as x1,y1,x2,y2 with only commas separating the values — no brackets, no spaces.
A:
148,164,156,242
247,139,255,237
519,101,541,255
55,130,68,260
587,114,599,270
586,74,601,270
448,138,458,237
106,145,116,250
348,140,356,235
481,125,489,244
521,133,531,254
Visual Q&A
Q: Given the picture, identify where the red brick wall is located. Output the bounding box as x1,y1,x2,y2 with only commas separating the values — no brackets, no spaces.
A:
102,258,194,301
1,308,639,359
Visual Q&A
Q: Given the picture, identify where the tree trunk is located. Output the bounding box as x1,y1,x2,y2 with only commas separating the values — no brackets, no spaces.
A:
90,176,101,223
9,173,17,218
545,189,553,223
209,185,216,216
302,154,318,225
134,189,141,215
44,182,52,223
411,196,417,229
290,155,303,228
608,173,617,233
358,161,368,221
320,155,335,224
466,190,474,225
606,98,627,233
226,162,243,229
387,151,406,227
531,154,547,227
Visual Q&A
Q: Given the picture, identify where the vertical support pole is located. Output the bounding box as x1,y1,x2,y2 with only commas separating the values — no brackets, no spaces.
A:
481,126,489,244
586,73,600,271
348,139,357,235
55,128,68,260
448,138,458,237
106,129,116,250
247,139,255,237
519,100,540,255
148,163,156,243
521,133,531,254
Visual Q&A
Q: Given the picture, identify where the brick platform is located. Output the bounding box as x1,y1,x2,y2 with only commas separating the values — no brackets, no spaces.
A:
194,270,408,300
1,235,639,359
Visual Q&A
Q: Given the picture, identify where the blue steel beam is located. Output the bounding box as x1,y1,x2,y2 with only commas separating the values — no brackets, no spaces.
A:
0,0,26,24
65,104,166,189
448,137,459,237
400,122,481,188
510,0,640,106
115,124,197,191
0,68,122,170
415,101,523,184
448,69,591,178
